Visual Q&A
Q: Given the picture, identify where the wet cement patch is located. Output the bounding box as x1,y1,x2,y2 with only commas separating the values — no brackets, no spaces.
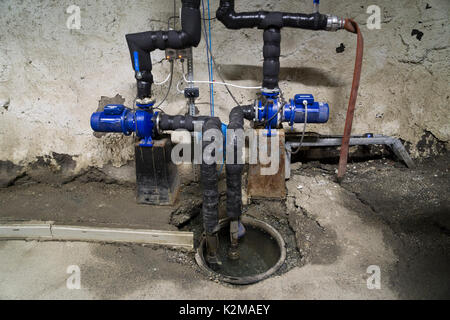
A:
0,181,175,230
27,153,77,185
0,161,24,187
52,152,77,172
0,153,79,188
1,151,135,189
169,183,203,228
287,202,340,266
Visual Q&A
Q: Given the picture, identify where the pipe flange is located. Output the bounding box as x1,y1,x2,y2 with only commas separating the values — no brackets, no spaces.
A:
120,109,132,136
136,97,155,107
155,112,163,135
275,99,283,127
277,107,283,127
261,87,280,96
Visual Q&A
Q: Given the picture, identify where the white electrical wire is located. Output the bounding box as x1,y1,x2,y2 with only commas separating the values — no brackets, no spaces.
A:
291,100,309,155
176,79,185,94
153,73,172,85
182,73,261,90
300,100,309,146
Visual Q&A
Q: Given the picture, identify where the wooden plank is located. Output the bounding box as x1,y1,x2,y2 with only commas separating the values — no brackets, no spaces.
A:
0,223,193,250
51,225,193,249
0,223,52,239
247,129,286,199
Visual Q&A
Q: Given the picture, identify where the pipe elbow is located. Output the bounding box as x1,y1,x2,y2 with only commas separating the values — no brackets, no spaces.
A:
228,106,244,129
216,9,238,29
126,0,202,82
180,29,200,47
217,0,246,29
230,105,243,117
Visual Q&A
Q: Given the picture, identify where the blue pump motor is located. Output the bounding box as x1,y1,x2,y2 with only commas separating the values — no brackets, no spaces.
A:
90,104,157,147
256,94,329,129
283,94,329,125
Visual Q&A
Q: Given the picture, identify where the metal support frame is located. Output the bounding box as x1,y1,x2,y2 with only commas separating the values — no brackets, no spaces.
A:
186,48,197,116
135,137,180,205
285,134,415,179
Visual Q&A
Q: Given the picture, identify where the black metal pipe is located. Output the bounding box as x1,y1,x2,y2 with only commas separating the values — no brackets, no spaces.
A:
216,0,329,90
158,105,253,252
159,113,221,238
226,105,254,220
159,105,254,226
158,114,210,132
201,117,222,235
216,0,328,30
263,28,281,89
126,0,202,98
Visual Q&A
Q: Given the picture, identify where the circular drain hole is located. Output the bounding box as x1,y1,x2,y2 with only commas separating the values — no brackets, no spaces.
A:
195,216,286,285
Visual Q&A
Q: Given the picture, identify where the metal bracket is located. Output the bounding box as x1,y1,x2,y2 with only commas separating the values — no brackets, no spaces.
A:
285,134,415,179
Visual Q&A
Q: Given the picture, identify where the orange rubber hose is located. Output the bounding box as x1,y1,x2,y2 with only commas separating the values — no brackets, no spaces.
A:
337,19,364,180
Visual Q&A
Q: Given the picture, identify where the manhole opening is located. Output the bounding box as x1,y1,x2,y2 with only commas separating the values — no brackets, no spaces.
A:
195,216,287,285
212,224,280,277
172,197,304,284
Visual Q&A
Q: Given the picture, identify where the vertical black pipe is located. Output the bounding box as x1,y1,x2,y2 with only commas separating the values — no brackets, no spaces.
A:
262,28,281,90
216,0,329,90
226,105,254,220
201,117,222,235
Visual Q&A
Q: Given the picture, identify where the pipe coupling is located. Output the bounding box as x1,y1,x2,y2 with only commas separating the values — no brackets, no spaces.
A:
326,15,345,31
155,112,162,135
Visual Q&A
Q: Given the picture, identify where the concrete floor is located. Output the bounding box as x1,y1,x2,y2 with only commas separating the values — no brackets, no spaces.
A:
0,154,449,299
0,240,396,300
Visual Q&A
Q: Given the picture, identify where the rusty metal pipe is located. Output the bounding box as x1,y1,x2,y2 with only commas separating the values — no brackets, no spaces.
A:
337,19,364,181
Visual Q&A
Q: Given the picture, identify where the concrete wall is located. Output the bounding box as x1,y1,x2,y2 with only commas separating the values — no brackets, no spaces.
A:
0,0,449,184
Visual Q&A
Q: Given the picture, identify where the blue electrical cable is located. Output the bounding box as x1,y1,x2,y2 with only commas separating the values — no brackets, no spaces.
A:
207,0,214,116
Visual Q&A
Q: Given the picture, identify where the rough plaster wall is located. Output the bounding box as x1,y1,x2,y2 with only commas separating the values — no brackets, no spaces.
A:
0,0,449,181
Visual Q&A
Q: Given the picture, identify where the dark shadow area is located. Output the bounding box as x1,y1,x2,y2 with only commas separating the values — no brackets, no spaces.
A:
290,144,394,165
338,152,450,299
